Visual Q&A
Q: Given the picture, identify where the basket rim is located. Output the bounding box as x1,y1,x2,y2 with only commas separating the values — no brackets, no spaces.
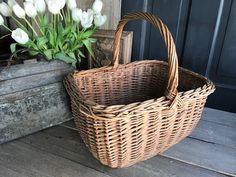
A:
72,60,215,110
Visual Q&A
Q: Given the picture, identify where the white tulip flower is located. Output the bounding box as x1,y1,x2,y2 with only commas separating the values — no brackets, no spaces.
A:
58,0,66,9
47,0,60,14
45,0,65,9
0,2,12,17
92,0,103,14
80,9,93,29
24,2,37,18
34,0,46,13
72,8,82,22
47,0,65,14
0,14,4,26
13,4,25,19
66,0,76,10
94,14,106,27
11,28,29,44
8,0,16,9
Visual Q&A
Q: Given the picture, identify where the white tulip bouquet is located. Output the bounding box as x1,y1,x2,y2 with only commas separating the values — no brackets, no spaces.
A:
0,0,107,67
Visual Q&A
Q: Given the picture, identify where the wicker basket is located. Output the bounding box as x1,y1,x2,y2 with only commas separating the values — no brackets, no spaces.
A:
64,12,215,168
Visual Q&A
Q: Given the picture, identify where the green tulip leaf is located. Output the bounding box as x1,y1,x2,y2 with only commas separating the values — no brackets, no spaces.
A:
55,52,76,64
37,37,48,48
43,50,53,60
78,50,85,58
80,29,95,39
82,39,94,57
10,43,17,53
67,52,76,60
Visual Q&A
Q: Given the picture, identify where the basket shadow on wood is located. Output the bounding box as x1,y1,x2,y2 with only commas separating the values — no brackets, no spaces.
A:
64,12,215,168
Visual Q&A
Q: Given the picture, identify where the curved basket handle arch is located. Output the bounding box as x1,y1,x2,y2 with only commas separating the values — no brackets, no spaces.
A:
112,12,179,100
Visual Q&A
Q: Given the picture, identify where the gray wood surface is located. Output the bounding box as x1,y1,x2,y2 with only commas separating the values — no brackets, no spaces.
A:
0,83,71,144
0,68,73,95
0,60,72,81
0,141,112,177
163,137,236,175
61,108,236,176
0,60,74,144
190,120,236,148
201,108,236,127
20,126,227,177
1,107,235,177
0,165,26,177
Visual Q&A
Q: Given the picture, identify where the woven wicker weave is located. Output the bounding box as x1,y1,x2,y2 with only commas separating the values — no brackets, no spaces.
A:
64,12,215,168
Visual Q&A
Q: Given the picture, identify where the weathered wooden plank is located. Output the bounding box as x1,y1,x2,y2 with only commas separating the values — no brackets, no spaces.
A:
89,30,133,68
202,108,236,127
0,83,72,144
163,138,236,175
0,60,72,81
62,119,236,176
0,141,112,177
0,68,73,95
190,120,236,149
20,126,228,177
0,165,26,177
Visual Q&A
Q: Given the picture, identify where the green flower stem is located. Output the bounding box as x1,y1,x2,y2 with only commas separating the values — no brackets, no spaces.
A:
77,23,80,33
61,9,66,22
23,18,38,36
66,8,71,25
66,8,70,18
53,15,57,45
11,16,29,34
2,24,12,32
33,18,44,35
37,15,42,24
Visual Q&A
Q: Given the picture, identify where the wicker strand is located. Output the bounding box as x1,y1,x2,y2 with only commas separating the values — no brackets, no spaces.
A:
112,12,179,100
64,12,215,168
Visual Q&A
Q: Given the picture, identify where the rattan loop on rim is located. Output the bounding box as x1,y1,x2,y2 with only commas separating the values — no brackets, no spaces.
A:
113,12,179,99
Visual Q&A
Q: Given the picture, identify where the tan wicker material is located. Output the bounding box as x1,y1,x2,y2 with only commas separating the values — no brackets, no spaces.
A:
64,12,215,168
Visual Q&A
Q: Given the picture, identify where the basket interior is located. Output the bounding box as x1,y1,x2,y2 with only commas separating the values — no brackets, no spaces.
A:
75,61,208,106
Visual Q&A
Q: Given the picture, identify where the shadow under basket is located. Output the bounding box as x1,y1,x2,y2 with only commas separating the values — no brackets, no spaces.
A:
64,12,215,168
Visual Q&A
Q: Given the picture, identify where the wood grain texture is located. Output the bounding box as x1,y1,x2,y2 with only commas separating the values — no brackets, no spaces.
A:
0,165,26,177
201,108,236,127
190,120,236,149
164,138,236,175
0,68,73,95
20,126,227,177
0,60,74,144
88,30,133,68
0,141,112,177
0,60,72,81
61,107,236,176
0,83,72,144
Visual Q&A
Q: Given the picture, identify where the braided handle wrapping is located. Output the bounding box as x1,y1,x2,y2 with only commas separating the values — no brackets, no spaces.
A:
112,12,179,99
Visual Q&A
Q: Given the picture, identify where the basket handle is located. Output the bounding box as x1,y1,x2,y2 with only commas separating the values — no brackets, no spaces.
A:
113,12,179,99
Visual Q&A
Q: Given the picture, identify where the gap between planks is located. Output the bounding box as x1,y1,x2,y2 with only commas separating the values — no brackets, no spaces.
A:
60,123,236,177
19,127,229,177
0,140,113,177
